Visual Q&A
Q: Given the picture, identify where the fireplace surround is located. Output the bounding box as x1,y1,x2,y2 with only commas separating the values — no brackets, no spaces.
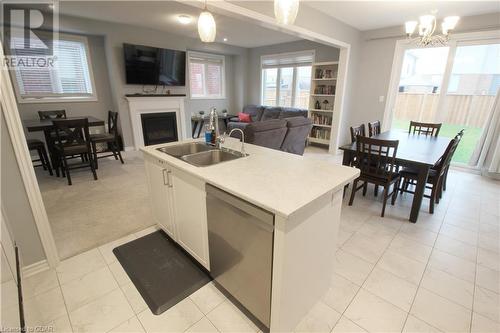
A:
125,96,186,150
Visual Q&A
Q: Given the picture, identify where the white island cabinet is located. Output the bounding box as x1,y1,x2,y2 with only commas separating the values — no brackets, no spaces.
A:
142,140,359,332
144,155,209,269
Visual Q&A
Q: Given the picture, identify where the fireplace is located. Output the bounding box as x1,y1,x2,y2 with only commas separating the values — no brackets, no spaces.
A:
141,112,178,146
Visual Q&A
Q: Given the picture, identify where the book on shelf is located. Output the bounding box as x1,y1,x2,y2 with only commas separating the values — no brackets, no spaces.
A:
314,68,338,79
313,85,336,95
311,113,332,126
310,127,331,140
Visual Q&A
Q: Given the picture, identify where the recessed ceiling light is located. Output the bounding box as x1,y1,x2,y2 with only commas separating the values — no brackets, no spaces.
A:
223,38,228,42
177,15,192,25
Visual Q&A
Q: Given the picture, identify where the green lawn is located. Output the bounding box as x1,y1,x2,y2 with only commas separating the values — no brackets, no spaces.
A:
392,119,483,164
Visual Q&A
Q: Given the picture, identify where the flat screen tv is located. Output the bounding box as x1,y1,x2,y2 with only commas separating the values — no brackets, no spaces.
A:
123,43,186,86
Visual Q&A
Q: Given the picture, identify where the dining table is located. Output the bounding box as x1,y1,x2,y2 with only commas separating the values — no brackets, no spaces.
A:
339,129,451,223
23,116,105,174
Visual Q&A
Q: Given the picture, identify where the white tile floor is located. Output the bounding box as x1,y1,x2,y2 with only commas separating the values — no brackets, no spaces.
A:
13,147,500,332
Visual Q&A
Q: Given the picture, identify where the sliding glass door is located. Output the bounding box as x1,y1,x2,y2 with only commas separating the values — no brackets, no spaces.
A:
390,39,499,165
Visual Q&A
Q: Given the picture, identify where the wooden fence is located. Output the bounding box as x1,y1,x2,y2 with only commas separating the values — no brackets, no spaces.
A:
394,93,495,128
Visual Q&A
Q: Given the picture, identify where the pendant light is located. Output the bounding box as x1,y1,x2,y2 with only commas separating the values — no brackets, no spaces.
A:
274,0,299,25
198,0,216,43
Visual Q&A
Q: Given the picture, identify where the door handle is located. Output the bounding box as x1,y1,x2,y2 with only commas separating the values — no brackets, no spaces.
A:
162,169,168,186
166,170,173,188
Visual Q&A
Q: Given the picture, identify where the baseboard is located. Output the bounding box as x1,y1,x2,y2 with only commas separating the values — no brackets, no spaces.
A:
22,259,50,277
124,146,136,152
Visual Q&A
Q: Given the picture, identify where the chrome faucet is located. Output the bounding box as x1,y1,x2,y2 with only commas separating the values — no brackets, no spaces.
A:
216,128,246,156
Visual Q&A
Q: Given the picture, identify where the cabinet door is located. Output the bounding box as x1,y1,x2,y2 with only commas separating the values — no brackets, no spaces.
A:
170,167,210,269
144,160,176,239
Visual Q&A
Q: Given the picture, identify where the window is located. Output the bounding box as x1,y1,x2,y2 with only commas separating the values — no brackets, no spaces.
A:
391,40,500,165
188,51,225,99
261,50,314,107
10,33,96,103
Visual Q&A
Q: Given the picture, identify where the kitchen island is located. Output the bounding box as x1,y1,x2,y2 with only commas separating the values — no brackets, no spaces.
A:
141,139,359,332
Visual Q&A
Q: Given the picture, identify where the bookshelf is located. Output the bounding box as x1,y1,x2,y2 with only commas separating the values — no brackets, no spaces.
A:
308,61,339,149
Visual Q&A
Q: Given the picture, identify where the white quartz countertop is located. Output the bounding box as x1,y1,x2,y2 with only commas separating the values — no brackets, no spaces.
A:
141,140,359,218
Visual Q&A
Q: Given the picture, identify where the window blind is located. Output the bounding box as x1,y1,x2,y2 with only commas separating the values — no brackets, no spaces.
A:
188,51,225,98
11,37,93,98
261,50,315,68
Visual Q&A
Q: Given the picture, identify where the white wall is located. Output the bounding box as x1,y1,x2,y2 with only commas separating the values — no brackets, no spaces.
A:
246,40,340,104
1,113,46,266
56,13,249,148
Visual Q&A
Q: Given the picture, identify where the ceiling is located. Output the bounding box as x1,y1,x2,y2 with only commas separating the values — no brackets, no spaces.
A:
304,1,500,31
58,1,300,48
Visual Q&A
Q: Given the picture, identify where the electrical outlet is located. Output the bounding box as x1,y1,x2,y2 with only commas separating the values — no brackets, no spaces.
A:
379,95,385,103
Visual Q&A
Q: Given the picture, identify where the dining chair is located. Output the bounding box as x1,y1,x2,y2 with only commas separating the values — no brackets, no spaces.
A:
344,124,368,197
52,118,97,186
442,129,464,193
368,120,381,137
38,110,67,120
90,111,124,169
350,124,366,143
27,139,53,175
348,136,401,217
409,121,442,137
399,135,460,214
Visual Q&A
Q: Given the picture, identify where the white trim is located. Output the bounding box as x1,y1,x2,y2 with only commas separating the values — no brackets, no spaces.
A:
22,260,50,278
187,51,226,100
330,47,349,154
1,46,60,268
10,32,98,104
185,0,350,49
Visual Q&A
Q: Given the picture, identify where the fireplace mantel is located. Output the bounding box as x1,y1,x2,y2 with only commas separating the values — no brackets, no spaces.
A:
125,96,187,150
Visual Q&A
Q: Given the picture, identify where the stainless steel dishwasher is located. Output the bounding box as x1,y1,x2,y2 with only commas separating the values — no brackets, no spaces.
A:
206,184,274,328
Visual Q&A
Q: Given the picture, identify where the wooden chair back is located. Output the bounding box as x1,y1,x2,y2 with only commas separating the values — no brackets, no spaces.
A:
433,129,464,171
108,111,119,137
350,124,366,143
434,137,459,177
355,136,399,182
52,118,91,152
38,110,67,120
409,121,442,137
368,120,381,137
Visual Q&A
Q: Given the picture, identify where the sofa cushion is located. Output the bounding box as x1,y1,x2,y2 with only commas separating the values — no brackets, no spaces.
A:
246,119,287,150
242,105,264,122
248,119,287,132
285,116,312,128
281,117,313,155
279,107,308,119
261,107,282,121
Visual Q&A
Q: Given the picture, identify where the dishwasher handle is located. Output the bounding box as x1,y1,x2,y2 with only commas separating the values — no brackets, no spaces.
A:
206,184,274,229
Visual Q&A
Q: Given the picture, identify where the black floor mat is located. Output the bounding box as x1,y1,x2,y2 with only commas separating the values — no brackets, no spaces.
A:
113,230,211,315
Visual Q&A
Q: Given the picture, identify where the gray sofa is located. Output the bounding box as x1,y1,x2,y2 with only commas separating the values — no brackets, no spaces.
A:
227,105,312,155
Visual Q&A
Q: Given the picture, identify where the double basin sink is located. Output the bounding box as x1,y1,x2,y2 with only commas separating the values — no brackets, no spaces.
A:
157,142,246,167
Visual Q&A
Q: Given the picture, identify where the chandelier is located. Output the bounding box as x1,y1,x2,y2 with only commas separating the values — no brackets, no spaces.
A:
274,0,299,25
405,12,459,46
